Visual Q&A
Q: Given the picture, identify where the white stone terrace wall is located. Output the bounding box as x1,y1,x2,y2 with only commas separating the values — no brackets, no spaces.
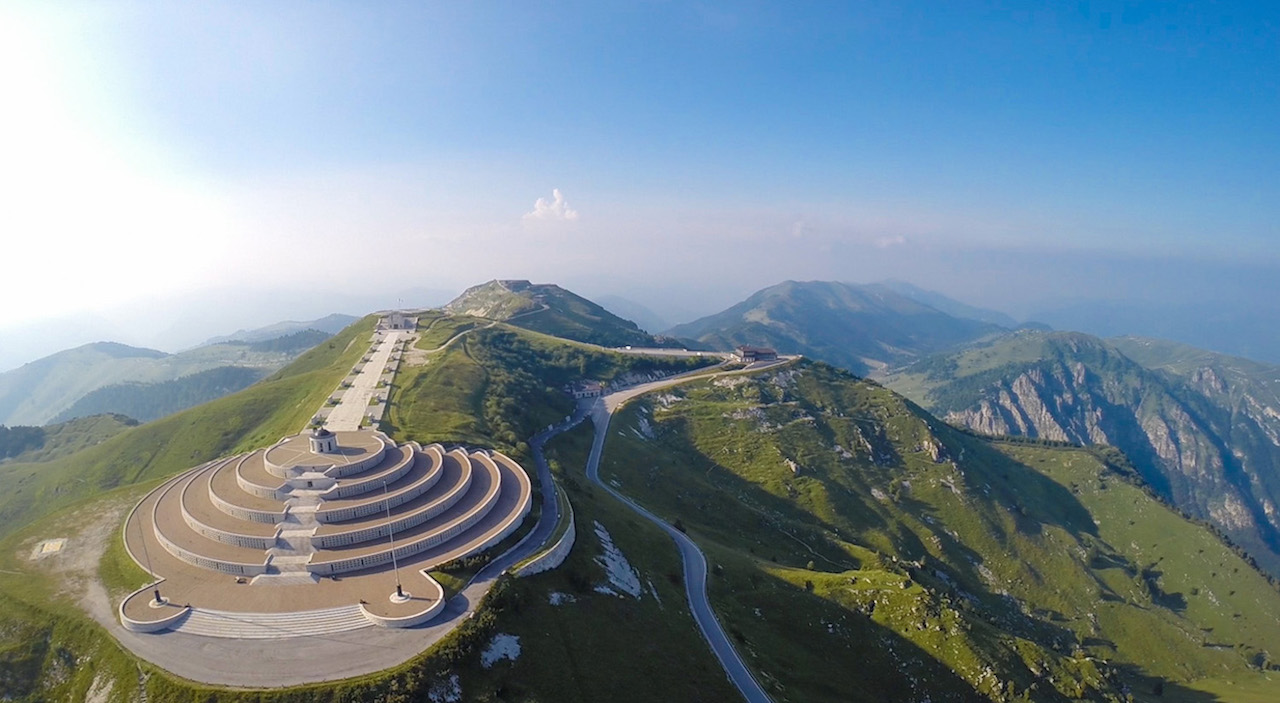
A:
515,502,575,578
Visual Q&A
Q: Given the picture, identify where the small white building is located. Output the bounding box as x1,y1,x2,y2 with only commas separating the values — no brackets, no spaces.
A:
309,427,338,454
380,312,416,331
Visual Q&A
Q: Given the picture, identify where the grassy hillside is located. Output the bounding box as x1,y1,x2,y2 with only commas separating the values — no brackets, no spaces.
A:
445,279,661,348
1,414,138,464
0,332,333,427
414,420,745,702
594,361,1280,701
50,366,267,424
0,316,376,538
388,324,716,452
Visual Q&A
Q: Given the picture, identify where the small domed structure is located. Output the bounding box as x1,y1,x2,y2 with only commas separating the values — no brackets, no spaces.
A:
309,427,337,454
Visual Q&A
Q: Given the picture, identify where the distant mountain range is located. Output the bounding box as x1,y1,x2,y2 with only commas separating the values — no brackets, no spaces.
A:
1030,298,1280,366
48,366,268,425
200,313,358,345
446,279,668,348
0,319,343,426
666,280,1006,374
875,279,1023,328
591,294,671,334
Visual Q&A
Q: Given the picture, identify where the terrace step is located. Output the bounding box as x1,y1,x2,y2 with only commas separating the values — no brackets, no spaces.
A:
172,604,368,638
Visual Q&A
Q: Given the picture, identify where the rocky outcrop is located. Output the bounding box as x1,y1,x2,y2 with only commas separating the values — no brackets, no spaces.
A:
920,337,1280,575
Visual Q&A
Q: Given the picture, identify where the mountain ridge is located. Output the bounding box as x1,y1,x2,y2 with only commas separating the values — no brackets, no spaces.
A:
667,280,1007,374
0,330,338,426
199,313,359,346
446,279,664,348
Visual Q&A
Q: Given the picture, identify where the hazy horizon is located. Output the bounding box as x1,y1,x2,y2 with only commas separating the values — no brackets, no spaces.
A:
3,2,1277,369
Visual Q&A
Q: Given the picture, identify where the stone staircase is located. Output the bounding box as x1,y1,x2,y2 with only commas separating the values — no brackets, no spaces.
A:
172,605,372,639
257,486,321,586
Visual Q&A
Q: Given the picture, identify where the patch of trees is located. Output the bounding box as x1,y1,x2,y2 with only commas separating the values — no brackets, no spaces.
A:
955,424,1081,449
51,366,266,424
242,329,332,353
0,424,45,459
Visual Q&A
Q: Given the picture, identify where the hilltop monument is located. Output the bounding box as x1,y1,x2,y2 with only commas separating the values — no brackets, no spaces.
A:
117,314,532,638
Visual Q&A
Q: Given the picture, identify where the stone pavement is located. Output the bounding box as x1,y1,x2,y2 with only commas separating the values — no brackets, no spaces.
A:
326,330,402,431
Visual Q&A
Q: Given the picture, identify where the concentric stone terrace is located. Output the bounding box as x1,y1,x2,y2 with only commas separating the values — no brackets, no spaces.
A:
119,428,532,637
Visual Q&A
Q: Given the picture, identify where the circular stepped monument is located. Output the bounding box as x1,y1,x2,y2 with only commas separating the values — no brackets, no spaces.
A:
119,427,533,637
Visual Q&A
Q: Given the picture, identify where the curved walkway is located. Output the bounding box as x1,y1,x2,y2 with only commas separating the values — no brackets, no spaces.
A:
583,359,795,703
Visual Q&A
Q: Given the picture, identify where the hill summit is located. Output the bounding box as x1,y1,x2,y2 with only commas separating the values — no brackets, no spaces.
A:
445,279,660,348
668,280,1005,375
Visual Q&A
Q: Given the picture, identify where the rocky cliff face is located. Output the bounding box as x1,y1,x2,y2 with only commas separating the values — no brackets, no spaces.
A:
890,332,1280,575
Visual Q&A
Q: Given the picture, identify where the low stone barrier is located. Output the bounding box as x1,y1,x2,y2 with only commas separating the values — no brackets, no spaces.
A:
359,575,446,628
313,458,470,548
323,443,428,501
314,449,453,524
308,454,504,575
119,580,191,633
515,492,575,578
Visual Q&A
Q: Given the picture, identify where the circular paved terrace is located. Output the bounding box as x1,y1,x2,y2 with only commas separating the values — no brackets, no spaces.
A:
119,429,532,637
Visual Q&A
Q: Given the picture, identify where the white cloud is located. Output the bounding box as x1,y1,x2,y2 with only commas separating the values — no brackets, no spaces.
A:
523,188,579,221
875,234,907,248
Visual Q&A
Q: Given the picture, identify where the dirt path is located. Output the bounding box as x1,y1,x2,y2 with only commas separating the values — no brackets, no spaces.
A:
20,491,140,627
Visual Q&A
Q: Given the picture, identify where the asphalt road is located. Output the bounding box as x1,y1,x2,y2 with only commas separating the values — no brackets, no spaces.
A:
583,360,794,703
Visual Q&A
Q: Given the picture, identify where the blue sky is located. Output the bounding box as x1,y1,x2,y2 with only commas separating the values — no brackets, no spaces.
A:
2,1,1278,364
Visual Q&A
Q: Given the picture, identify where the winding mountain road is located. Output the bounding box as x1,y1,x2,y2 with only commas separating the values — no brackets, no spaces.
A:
581,360,793,703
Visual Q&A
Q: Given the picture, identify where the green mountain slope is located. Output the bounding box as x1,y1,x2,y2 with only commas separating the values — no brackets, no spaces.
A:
667,280,1006,375
49,365,267,424
595,361,1280,700
0,343,165,425
0,330,335,426
883,330,1280,577
0,414,138,464
445,279,661,348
